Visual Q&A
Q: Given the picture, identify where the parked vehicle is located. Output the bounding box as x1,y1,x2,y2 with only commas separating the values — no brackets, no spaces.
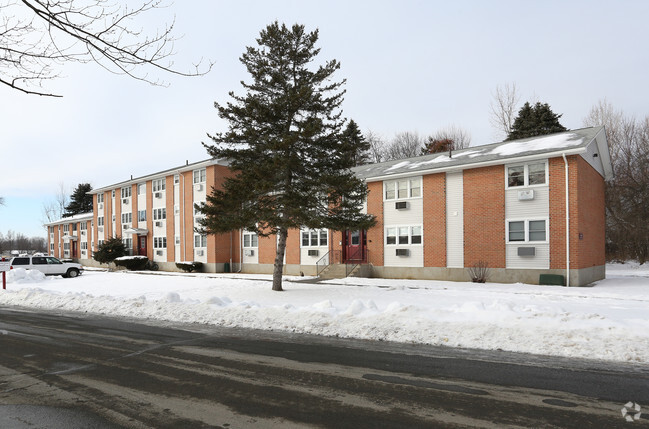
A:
9,255,83,278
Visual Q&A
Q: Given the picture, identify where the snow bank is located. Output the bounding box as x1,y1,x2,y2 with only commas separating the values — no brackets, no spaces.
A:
1,264,648,363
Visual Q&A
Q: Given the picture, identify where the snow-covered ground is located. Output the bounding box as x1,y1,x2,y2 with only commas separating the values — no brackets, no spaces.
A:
1,263,648,363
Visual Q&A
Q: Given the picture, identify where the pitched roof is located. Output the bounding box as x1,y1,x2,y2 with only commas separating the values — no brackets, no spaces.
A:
353,126,610,181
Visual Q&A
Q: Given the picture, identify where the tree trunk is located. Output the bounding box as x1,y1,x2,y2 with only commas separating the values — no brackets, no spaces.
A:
272,228,288,291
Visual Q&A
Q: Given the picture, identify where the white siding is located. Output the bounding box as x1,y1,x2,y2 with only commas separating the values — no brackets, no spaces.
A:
580,140,605,177
243,248,258,264
384,245,423,267
446,171,464,268
384,197,423,225
174,181,181,261
505,164,550,269
300,247,327,265
384,181,423,268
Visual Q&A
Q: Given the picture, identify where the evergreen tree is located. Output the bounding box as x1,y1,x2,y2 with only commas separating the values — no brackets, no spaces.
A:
197,22,375,291
63,183,93,218
341,120,371,166
506,102,568,141
93,236,126,264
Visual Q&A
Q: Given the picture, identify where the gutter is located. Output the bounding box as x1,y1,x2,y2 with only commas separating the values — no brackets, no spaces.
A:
562,153,570,287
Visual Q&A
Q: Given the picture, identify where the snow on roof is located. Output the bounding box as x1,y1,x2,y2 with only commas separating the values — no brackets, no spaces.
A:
354,127,605,180
44,212,94,226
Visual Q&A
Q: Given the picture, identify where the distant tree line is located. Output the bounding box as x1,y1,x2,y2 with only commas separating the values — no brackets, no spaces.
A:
0,231,47,254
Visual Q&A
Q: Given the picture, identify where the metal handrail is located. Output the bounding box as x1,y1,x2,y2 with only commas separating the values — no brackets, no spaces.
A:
316,250,342,277
345,247,368,277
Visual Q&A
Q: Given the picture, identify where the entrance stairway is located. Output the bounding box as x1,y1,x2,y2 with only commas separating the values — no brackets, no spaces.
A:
317,263,370,279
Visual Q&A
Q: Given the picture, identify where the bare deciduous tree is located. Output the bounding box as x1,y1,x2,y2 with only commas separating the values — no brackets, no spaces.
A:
41,182,69,224
364,130,387,164
384,131,424,161
584,100,649,262
489,82,521,141
1,0,212,97
422,125,471,154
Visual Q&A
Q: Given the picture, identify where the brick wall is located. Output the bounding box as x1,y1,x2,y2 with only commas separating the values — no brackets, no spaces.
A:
463,165,505,268
165,175,175,262
423,173,446,267
366,181,384,266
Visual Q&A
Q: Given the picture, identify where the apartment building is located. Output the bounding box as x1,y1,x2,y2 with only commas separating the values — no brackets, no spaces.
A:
46,126,612,285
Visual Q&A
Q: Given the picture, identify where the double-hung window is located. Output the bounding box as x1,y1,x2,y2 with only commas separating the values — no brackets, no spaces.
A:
243,232,258,248
384,177,422,200
507,162,547,188
385,226,422,245
507,220,547,243
152,179,166,192
121,186,131,198
153,208,166,220
153,237,167,248
301,229,327,247
193,168,206,184
138,210,146,222
194,234,207,248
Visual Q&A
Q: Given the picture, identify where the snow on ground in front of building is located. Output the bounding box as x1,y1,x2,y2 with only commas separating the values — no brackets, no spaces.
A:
1,263,648,363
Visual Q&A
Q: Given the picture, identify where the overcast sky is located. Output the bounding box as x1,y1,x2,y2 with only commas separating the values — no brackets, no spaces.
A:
2,0,648,238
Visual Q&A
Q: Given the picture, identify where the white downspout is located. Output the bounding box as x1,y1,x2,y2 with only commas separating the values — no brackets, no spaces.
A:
562,154,570,287
238,229,243,273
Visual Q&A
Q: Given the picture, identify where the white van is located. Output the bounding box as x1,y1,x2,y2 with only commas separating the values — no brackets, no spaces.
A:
9,255,83,278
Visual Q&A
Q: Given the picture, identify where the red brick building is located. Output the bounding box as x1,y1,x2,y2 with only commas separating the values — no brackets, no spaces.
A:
46,127,612,285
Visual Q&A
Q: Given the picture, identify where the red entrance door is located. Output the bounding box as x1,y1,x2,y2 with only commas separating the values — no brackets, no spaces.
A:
343,230,367,263
72,241,78,258
138,236,147,256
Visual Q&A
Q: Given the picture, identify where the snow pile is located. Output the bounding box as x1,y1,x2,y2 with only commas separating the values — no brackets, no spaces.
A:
1,265,648,363
5,268,48,284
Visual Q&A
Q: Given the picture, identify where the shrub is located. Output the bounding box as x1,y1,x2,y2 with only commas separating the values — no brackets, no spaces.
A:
93,236,127,264
467,260,490,283
176,261,203,273
114,256,149,271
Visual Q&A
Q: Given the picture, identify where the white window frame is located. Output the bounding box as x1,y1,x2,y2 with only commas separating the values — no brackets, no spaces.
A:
97,193,104,203
138,210,146,222
97,216,104,226
385,225,423,245
138,183,146,195
506,161,548,189
384,177,422,201
121,186,132,198
194,234,207,248
506,218,548,243
153,237,167,249
193,168,206,184
301,229,328,247
243,231,258,248
152,178,166,192
153,208,167,221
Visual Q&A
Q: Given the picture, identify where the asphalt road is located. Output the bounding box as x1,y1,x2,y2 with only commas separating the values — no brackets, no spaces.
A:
0,307,648,428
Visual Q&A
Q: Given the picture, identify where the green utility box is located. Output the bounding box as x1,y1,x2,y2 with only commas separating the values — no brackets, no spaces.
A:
224,262,230,273
539,274,565,286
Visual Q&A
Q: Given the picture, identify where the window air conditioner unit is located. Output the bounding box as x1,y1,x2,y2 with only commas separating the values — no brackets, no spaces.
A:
395,248,409,257
98,226,103,232
156,250,163,256
81,231,86,236
518,190,534,201
196,183,204,191
196,249,204,256
122,224,129,230
517,247,536,256
307,249,319,257
244,249,254,257
98,203,103,209
395,201,408,210
122,198,129,204
155,221,163,227
154,192,162,199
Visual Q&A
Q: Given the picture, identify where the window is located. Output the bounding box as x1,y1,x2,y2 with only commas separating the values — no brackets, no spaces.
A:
384,177,422,200
122,238,132,249
153,237,167,248
507,162,547,188
80,222,87,231
50,243,54,252
63,224,69,233
385,226,423,245
153,208,166,220
194,203,205,217
152,178,166,192
121,212,132,224
243,232,258,248
194,234,207,248
121,186,131,198
97,216,104,227
138,183,146,195
81,242,88,250
97,193,104,203
301,229,327,247
63,243,70,251
112,190,115,198
508,220,547,243
193,168,206,184
174,175,180,185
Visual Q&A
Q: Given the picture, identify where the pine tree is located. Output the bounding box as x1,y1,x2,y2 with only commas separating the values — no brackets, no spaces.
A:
63,183,93,218
197,22,375,291
341,120,371,166
93,236,126,264
506,102,568,141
